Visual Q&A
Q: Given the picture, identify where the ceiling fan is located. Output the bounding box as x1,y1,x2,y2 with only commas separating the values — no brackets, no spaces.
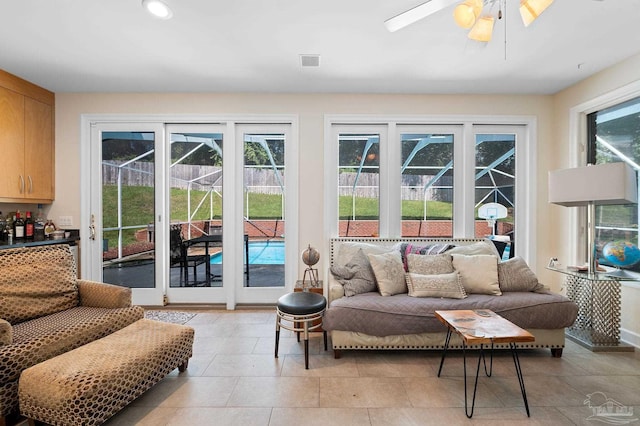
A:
384,0,555,40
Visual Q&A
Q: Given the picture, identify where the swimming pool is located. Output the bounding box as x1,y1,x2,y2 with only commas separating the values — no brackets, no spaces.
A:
210,240,285,265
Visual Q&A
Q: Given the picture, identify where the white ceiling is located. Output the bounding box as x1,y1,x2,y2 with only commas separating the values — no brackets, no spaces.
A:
2,0,640,95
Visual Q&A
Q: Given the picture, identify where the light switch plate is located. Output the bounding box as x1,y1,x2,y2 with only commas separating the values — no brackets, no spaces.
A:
58,216,73,227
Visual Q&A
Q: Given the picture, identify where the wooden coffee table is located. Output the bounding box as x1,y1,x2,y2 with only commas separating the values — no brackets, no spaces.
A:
435,309,535,418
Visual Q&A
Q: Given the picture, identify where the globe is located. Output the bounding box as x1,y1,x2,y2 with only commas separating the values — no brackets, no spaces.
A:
601,241,640,268
302,245,320,266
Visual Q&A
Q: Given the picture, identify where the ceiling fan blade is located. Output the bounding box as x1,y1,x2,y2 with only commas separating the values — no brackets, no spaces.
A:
384,0,460,32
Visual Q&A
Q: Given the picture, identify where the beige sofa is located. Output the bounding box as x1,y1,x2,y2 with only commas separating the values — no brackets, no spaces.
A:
0,244,144,424
324,238,578,358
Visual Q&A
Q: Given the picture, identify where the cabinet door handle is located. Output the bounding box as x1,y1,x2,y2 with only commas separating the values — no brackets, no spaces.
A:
19,175,24,194
28,175,33,193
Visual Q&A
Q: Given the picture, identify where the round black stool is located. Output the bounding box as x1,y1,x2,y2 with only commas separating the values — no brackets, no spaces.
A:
275,291,328,369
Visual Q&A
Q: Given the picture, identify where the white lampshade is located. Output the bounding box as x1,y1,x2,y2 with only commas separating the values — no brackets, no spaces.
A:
548,162,638,207
468,16,495,42
519,0,554,27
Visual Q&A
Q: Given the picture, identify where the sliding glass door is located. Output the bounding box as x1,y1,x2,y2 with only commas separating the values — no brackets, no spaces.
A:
235,124,296,305
88,123,165,306
165,124,227,304
84,118,297,307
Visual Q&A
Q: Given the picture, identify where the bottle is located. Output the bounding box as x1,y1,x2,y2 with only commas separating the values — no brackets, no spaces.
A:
5,213,13,243
0,212,5,242
14,211,25,240
34,205,45,241
44,219,56,238
24,211,35,240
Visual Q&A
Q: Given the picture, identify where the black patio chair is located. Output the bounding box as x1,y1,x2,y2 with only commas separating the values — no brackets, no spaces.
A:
169,224,210,286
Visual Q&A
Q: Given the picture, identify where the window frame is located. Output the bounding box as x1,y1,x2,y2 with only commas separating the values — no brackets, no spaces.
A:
324,115,536,265
569,81,640,270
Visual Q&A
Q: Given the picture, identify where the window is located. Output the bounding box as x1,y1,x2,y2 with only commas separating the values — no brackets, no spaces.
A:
400,132,454,237
325,118,534,262
336,129,383,238
587,96,640,272
474,133,516,241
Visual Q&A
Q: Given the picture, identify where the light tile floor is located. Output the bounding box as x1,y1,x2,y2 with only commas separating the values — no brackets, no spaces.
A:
101,309,640,425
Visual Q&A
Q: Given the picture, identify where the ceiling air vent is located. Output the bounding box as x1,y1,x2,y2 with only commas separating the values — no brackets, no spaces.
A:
300,54,320,67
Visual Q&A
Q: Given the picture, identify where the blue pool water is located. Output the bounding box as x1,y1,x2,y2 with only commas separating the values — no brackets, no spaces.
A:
210,240,285,265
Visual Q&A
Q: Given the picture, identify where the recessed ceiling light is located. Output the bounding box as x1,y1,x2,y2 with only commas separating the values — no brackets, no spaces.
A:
142,0,173,20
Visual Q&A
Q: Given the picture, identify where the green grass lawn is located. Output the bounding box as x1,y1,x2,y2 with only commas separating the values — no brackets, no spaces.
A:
338,196,452,219
103,186,294,246
103,185,471,246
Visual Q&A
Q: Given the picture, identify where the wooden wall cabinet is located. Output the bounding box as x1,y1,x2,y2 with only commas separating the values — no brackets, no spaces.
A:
0,69,55,203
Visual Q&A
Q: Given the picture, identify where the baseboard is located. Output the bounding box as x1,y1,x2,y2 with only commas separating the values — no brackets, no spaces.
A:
620,328,640,349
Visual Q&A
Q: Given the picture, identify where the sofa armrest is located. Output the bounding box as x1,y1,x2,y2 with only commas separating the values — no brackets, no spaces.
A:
0,319,12,345
327,272,345,305
77,280,132,308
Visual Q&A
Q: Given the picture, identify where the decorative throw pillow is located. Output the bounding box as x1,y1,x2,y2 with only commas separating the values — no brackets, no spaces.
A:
329,248,377,297
447,239,501,258
334,242,392,267
367,251,407,296
396,243,453,271
497,256,547,293
405,271,467,299
451,254,501,296
407,253,454,275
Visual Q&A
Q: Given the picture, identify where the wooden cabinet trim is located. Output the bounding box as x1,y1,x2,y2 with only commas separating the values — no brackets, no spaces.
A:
0,69,54,106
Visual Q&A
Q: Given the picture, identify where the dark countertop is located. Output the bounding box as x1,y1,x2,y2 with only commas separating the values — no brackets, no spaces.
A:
0,229,80,249
0,237,79,250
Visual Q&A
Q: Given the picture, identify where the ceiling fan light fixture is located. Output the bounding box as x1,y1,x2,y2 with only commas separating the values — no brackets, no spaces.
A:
468,15,495,42
519,0,554,27
453,0,483,29
142,0,173,20
453,3,477,29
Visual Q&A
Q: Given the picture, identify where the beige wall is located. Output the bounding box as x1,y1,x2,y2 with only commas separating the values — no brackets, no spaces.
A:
51,52,639,343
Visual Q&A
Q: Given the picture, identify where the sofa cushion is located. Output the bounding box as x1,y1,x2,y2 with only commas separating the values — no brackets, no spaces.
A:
0,246,79,324
0,305,144,385
407,253,454,275
0,319,11,346
498,256,547,293
406,271,467,299
368,251,406,296
396,243,453,271
452,254,501,296
330,248,377,297
323,291,578,337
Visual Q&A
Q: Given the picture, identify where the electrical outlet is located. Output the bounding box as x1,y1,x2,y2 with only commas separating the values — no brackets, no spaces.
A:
58,216,73,227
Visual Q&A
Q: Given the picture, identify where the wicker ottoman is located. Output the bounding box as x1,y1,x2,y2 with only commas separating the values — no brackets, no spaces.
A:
18,318,194,426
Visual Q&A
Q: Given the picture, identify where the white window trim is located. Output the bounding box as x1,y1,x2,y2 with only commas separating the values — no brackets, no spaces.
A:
323,114,537,267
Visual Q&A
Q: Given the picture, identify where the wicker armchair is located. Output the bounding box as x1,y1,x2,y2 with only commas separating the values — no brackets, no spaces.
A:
0,244,143,424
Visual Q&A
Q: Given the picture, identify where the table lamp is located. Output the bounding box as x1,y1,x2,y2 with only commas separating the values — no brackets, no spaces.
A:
548,162,638,275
